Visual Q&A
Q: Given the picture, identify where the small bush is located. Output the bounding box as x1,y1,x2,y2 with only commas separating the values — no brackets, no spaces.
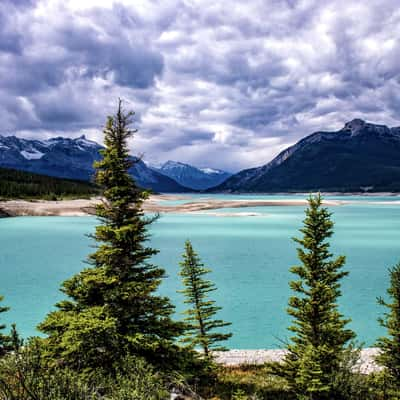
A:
0,339,168,400
102,355,168,400
367,370,400,400
205,364,292,400
329,344,373,399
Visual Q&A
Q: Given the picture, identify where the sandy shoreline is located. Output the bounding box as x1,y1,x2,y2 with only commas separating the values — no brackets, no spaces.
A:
0,195,345,217
214,348,382,374
0,194,399,217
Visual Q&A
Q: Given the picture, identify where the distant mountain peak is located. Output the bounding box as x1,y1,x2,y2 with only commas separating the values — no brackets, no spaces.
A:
154,160,232,190
343,118,366,134
340,119,396,138
161,160,228,174
212,119,400,193
162,160,187,169
0,134,191,193
73,135,99,148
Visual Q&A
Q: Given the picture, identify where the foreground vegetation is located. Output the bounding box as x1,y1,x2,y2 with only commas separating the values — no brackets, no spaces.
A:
0,167,99,200
0,102,400,399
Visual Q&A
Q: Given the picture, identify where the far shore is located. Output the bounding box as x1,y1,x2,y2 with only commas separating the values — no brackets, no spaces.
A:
0,195,344,217
1,193,400,217
0,193,400,217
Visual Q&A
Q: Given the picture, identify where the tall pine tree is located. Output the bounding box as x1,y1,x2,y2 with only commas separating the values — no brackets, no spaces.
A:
279,194,355,399
179,240,231,358
376,263,400,393
39,101,185,372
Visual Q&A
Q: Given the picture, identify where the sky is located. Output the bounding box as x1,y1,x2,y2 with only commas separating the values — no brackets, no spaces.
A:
1,0,400,172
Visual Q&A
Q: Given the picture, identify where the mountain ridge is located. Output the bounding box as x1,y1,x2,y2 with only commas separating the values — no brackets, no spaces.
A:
210,119,400,193
0,135,191,193
4,118,400,194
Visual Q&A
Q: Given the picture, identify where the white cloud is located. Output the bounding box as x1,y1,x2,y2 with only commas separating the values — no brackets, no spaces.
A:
1,0,400,171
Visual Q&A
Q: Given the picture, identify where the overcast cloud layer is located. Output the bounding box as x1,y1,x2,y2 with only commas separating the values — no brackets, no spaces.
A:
1,0,400,171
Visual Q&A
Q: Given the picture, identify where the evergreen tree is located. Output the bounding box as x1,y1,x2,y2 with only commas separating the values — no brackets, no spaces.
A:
0,295,10,356
376,263,400,394
280,194,355,399
39,100,185,372
179,240,231,358
8,323,23,352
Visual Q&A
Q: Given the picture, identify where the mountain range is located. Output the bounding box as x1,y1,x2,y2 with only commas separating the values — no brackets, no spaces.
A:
150,161,231,190
212,119,400,192
0,135,190,193
2,118,400,194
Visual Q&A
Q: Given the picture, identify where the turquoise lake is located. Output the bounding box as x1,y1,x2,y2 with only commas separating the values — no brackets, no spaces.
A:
1,194,400,348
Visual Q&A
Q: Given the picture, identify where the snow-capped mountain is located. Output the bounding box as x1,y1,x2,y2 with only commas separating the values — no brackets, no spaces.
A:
152,160,232,190
212,119,400,192
0,135,101,180
0,135,191,193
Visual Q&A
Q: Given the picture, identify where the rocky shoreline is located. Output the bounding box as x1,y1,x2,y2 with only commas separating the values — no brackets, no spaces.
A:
214,348,382,374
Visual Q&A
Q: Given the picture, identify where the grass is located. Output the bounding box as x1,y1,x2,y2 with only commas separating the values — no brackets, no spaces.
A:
198,364,292,400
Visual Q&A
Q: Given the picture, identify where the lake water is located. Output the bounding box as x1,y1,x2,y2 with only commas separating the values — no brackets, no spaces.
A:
1,194,399,349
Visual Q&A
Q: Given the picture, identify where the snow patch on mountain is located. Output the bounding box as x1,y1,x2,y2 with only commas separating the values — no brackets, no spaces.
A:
0,134,190,193
75,135,99,148
200,167,222,174
20,149,44,160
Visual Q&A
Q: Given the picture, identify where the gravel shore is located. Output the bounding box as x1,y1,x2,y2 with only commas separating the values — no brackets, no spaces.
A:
0,196,345,217
2,194,400,217
213,348,383,374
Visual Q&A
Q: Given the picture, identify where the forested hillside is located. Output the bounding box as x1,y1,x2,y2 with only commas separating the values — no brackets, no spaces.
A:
0,167,99,199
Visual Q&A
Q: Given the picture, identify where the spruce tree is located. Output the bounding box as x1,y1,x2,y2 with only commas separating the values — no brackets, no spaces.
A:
0,295,9,356
8,323,23,352
39,100,185,371
280,194,355,399
179,240,231,358
376,263,400,393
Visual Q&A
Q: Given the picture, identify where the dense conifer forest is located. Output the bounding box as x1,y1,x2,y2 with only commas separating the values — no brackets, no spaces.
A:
0,167,99,200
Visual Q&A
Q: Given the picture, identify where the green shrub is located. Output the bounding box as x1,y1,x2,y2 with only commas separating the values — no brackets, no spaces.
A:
367,370,400,400
0,339,168,400
207,364,292,400
329,345,374,400
102,355,168,400
0,339,93,400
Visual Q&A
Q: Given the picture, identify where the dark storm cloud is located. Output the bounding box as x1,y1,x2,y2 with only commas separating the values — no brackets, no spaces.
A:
181,129,215,144
1,0,400,171
34,98,90,127
0,3,24,54
0,1,164,132
54,22,164,88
